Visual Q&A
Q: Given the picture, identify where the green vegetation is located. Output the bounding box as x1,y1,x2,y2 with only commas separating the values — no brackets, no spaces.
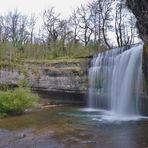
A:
0,81,38,118
24,58,85,65
0,6,106,119
0,42,98,63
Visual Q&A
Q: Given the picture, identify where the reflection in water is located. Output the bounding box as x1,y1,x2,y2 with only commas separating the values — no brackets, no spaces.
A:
110,125,134,148
58,108,148,148
0,106,147,148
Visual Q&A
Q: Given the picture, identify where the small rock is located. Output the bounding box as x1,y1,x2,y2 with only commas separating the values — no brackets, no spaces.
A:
81,141,97,145
17,133,27,139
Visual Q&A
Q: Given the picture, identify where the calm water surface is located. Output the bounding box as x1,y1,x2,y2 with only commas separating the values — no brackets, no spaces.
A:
0,106,148,148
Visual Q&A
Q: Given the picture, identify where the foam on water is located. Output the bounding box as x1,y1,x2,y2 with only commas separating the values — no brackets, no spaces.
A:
80,108,148,123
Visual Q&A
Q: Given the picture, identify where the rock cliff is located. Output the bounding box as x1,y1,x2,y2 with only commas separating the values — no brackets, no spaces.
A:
0,59,89,102
127,0,148,45
127,0,148,96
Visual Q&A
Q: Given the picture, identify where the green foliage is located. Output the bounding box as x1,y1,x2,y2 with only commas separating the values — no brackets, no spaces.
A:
0,41,99,62
0,81,38,116
0,113,7,118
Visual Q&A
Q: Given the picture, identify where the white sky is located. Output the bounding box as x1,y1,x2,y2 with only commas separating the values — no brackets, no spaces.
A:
0,0,90,18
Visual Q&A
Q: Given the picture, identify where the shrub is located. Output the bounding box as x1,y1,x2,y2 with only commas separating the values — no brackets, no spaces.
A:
0,85,38,116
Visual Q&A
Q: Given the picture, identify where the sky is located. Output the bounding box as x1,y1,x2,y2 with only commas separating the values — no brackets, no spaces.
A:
0,0,140,44
0,0,90,18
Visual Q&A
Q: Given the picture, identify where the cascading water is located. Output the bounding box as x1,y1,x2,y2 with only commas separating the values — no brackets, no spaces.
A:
88,44,143,117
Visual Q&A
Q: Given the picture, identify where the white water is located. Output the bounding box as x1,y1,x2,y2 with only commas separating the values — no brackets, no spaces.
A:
88,44,143,118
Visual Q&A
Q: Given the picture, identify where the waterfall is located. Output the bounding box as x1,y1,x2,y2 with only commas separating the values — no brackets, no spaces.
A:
88,44,143,117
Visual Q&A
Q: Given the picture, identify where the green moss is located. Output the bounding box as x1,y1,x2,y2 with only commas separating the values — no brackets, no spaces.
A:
31,66,39,75
0,61,19,69
24,58,85,65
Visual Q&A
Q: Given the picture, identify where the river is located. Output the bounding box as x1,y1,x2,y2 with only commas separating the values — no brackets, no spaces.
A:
0,105,148,148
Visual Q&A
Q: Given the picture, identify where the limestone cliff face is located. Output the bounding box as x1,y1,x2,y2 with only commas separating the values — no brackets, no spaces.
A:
127,0,148,45
0,59,88,94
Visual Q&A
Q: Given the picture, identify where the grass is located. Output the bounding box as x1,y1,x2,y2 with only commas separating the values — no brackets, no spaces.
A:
24,58,84,64
0,42,98,62
0,41,96,73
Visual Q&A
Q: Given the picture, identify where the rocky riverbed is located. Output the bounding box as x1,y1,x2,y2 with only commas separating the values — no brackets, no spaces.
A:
0,102,148,148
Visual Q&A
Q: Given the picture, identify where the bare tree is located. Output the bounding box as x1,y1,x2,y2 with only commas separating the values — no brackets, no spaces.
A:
3,10,29,47
128,15,137,45
18,15,29,45
43,7,60,49
6,10,20,46
99,0,113,49
0,16,4,42
58,20,72,54
29,14,37,44
88,0,102,47
116,0,125,47
69,9,80,44
77,5,93,46
114,0,137,48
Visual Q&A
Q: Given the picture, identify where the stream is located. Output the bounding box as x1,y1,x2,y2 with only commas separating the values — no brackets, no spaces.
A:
0,104,148,148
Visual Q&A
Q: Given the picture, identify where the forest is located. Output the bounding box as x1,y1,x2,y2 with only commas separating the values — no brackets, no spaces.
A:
0,0,138,61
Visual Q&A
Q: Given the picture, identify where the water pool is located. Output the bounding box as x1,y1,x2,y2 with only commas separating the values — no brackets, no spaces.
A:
0,106,148,148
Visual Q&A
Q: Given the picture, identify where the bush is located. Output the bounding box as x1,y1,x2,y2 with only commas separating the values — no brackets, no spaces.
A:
0,85,38,116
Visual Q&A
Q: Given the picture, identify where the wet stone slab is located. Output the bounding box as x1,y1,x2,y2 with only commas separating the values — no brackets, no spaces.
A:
0,129,64,148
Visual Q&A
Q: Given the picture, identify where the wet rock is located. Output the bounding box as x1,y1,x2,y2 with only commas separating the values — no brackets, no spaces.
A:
81,141,97,145
17,133,27,139
127,0,148,45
